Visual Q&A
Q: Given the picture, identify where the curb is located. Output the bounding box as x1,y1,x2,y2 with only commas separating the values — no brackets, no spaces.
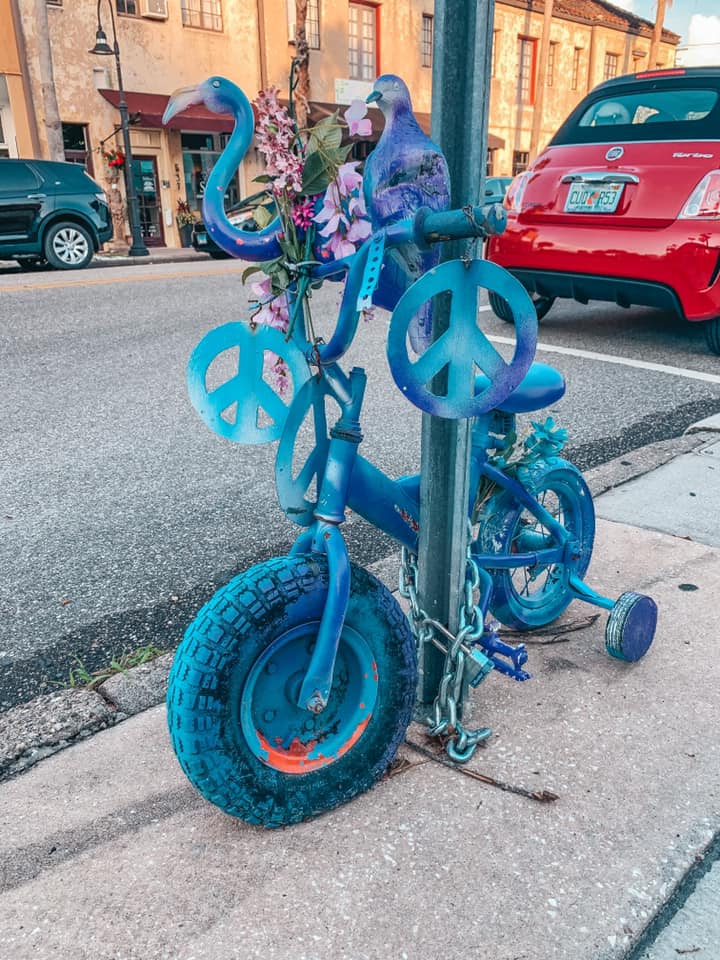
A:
2,426,719,783
0,250,211,274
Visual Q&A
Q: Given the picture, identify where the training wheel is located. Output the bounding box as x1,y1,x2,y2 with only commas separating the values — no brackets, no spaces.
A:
387,259,537,419
605,592,657,662
187,321,311,444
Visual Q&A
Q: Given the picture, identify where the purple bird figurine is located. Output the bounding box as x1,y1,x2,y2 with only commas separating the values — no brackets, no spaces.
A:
364,75,451,351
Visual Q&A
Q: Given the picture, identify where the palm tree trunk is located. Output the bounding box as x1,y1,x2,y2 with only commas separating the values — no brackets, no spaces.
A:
33,0,64,160
529,0,554,161
294,0,310,130
648,0,668,69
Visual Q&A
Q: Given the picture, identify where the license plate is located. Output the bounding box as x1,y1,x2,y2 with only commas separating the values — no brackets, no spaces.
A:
564,183,624,213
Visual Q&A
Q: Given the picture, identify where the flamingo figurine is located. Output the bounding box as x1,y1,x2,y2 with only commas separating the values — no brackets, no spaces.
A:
163,77,283,261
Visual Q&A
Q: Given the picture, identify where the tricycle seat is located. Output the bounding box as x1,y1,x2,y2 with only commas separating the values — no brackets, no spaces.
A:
475,362,565,414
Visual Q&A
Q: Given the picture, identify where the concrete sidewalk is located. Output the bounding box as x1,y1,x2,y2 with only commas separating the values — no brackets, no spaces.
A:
1,425,719,960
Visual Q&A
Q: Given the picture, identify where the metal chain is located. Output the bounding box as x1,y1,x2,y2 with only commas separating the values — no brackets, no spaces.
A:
399,526,492,764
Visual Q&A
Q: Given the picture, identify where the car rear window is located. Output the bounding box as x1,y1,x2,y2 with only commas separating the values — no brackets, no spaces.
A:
551,79,720,145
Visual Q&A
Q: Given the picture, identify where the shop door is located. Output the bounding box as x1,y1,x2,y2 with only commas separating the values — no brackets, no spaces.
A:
130,156,165,246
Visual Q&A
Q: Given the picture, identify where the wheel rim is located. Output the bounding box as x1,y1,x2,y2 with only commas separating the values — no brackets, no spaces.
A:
508,482,580,611
52,228,89,265
240,622,378,774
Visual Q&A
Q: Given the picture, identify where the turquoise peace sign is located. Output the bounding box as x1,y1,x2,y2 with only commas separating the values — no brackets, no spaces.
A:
275,376,337,526
386,260,537,419
187,321,311,444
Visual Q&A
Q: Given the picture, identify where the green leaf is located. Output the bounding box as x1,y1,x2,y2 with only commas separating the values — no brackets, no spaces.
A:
252,174,274,184
252,205,274,229
301,151,332,196
241,265,263,284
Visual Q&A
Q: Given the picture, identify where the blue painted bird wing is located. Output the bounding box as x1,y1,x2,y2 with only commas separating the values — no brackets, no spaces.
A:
374,244,441,352
369,147,450,227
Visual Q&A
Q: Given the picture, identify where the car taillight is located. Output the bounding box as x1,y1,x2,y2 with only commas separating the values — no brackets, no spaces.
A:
679,171,720,219
506,172,530,212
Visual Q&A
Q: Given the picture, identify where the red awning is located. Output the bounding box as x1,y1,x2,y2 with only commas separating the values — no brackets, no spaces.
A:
98,89,233,133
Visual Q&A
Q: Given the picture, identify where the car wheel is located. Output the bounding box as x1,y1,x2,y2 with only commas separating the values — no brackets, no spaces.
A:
16,258,51,272
704,317,720,356
488,291,555,324
209,250,231,260
43,221,94,270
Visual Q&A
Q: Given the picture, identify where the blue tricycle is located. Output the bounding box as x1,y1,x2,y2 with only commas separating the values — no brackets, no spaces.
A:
166,202,657,828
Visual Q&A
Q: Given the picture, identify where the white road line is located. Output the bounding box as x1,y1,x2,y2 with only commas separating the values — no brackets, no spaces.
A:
486,334,720,385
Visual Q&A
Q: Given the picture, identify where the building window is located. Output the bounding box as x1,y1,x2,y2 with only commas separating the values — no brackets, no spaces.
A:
116,0,137,13
181,0,223,32
181,132,239,212
512,150,529,176
547,41,558,86
349,2,377,81
46,0,62,6
518,37,536,103
421,14,433,68
62,123,93,175
0,113,9,159
491,29,499,77
603,52,619,81
287,0,320,49
572,47,582,90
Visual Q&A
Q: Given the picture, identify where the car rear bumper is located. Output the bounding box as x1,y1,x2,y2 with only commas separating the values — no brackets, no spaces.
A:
487,222,720,322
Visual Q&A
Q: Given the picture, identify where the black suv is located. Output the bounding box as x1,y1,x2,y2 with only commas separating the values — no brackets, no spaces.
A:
0,158,112,270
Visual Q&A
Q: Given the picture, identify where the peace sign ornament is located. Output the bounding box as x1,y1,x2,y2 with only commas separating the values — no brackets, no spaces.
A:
386,260,537,419
187,321,311,444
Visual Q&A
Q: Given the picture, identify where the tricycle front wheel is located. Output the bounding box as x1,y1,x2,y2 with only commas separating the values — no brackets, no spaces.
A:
167,554,417,827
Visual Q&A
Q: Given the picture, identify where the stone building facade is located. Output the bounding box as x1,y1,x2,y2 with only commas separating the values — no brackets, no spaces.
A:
1,0,678,248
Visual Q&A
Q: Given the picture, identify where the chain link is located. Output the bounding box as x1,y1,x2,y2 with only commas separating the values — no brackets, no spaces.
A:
399,526,492,763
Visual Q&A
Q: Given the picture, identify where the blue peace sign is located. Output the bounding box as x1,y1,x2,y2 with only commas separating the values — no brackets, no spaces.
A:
275,376,337,526
187,321,311,444
386,260,537,419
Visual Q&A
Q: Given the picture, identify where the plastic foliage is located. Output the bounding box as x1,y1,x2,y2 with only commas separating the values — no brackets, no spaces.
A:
241,90,372,393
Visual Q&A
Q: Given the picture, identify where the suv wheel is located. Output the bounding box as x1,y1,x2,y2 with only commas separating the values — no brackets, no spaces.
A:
704,317,720,356
44,222,94,270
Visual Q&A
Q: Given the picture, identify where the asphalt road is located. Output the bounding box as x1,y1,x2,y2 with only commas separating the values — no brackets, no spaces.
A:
1,258,719,709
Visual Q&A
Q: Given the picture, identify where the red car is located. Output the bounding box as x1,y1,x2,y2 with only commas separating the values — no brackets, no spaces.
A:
486,67,720,355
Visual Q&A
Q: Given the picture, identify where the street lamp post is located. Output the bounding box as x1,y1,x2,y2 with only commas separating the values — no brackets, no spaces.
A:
89,0,149,257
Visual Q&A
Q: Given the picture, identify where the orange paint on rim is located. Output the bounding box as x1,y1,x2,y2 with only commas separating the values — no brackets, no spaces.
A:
256,713,372,774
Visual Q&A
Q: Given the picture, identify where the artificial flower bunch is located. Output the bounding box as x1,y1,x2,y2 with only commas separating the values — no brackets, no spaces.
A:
243,87,373,392
103,147,126,169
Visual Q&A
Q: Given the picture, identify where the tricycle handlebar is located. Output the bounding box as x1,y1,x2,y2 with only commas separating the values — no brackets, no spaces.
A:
384,203,507,249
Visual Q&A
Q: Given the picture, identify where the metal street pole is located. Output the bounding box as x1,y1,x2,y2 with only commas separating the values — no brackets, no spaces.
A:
89,0,148,257
416,0,495,709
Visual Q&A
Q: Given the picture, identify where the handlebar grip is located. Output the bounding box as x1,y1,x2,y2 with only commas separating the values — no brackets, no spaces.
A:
415,204,507,247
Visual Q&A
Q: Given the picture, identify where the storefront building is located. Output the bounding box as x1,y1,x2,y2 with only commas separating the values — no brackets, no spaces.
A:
7,0,678,248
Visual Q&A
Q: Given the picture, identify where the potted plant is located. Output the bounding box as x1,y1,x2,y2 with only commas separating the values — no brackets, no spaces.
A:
176,199,195,247
102,147,126,170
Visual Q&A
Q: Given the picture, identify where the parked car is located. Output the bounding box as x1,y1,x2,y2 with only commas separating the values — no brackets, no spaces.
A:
0,158,112,270
484,175,513,205
192,192,276,259
486,67,720,354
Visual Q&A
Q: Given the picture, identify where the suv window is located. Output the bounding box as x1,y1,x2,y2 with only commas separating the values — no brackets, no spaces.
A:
551,79,720,145
0,162,42,194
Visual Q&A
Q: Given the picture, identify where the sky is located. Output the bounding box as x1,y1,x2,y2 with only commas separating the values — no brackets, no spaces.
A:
610,0,720,46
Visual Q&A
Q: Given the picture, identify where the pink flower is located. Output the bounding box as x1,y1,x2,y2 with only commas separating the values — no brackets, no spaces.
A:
344,100,372,138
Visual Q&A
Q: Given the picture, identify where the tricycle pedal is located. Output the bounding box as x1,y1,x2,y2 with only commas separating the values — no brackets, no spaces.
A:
476,628,532,682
